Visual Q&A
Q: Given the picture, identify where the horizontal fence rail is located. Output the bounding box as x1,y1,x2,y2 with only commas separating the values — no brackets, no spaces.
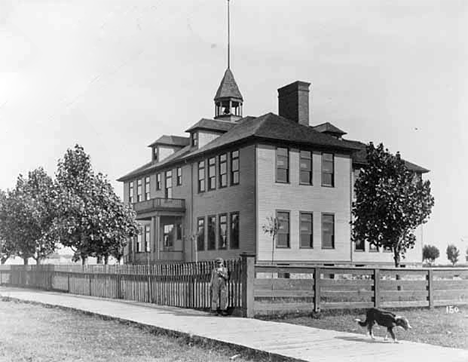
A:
253,265,468,316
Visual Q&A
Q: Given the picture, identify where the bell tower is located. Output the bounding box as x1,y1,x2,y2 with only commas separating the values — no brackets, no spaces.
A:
214,0,243,121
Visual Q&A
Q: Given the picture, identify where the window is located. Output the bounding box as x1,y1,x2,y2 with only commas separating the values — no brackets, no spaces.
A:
322,153,334,187
207,215,216,250
383,245,392,253
322,213,335,249
230,212,239,249
129,182,134,203
197,217,205,251
153,147,158,162
218,214,227,249
191,132,198,147
136,232,142,253
156,173,162,190
144,225,150,252
198,161,205,192
208,157,216,190
137,179,142,202
231,150,239,185
276,211,290,248
165,170,172,198
276,148,289,183
145,177,150,200
176,167,182,186
300,151,312,185
355,239,365,251
300,212,313,248
163,224,174,249
219,153,227,188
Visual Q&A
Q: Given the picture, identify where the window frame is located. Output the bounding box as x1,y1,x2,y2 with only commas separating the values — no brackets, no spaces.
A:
156,173,162,191
191,132,198,147
176,167,182,186
230,150,239,186
207,215,216,250
145,176,150,200
197,217,205,251
165,170,172,198
137,179,142,202
322,153,335,187
198,160,205,193
219,153,227,188
218,214,228,250
144,225,150,252
129,181,134,204
208,157,216,191
299,150,313,185
276,147,289,183
321,213,335,249
230,212,239,250
276,210,290,248
299,212,313,249
354,239,365,252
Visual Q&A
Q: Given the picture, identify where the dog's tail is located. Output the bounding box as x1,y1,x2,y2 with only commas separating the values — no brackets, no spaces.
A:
355,318,367,327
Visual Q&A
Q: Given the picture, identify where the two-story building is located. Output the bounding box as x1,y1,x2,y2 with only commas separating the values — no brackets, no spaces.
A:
118,67,429,267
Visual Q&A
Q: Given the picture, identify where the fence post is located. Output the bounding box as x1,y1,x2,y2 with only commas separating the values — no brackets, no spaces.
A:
148,275,152,304
374,268,380,308
241,253,255,318
116,274,122,299
427,269,434,309
314,267,321,312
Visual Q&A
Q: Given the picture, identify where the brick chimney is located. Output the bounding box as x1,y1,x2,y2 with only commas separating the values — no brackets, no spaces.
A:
278,81,311,126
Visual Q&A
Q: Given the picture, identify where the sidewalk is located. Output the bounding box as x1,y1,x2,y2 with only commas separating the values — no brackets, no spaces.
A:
1,287,467,362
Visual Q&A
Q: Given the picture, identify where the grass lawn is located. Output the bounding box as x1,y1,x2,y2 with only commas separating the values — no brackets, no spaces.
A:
267,306,468,350
0,299,279,362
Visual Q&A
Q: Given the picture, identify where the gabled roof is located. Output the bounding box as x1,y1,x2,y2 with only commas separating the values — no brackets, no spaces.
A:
214,68,243,101
342,139,430,173
185,113,361,159
185,118,237,133
313,122,347,136
148,135,190,148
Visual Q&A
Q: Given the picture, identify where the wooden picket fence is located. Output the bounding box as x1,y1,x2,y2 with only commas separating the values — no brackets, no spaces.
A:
0,258,244,312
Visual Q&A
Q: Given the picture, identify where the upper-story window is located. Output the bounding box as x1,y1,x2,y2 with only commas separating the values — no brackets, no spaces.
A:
300,150,312,185
230,150,239,185
219,153,227,188
156,173,162,191
208,157,216,190
165,170,172,198
322,153,334,187
145,177,150,200
276,147,289,183
129,181,134,203
137,179,142,202
176,167,182,186
322,213,335,249
198,160,205,192
191,132,198,147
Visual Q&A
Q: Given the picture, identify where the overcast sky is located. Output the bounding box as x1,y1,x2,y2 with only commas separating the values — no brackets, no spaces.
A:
1,0,467,262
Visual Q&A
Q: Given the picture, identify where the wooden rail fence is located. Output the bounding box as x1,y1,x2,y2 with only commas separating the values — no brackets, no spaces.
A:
1,253,467,318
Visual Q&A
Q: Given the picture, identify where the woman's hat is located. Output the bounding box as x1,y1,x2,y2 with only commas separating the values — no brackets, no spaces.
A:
215,257,223,264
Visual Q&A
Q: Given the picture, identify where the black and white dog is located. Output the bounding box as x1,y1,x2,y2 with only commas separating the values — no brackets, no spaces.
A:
355,308,412,342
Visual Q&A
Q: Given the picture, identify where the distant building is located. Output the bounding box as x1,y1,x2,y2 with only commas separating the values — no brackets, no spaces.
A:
118,67,429,267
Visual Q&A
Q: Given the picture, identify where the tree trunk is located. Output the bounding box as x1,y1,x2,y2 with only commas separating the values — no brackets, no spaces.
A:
23,257,28,265
104,255,109,265
393,249,401,267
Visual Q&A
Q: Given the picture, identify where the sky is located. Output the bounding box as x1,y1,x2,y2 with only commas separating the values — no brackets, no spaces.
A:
1,0,467,263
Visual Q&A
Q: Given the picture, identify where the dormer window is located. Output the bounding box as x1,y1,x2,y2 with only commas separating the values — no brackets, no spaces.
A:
153,147,158,162
191,132,198,147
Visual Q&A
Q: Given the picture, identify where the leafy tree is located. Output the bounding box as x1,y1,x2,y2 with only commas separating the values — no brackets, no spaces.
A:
0,190,14,264
446,244,460,266
352,143,434,267
422,244,440,265
54,145,139,264
0,169,57,264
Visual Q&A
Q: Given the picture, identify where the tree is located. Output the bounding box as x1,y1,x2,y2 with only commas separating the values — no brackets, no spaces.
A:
262,216,280,264
0,190,14,264
0,169,57,264
446,244,460,266
352,143,435,267
54,145,139,264
422,245,440,265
